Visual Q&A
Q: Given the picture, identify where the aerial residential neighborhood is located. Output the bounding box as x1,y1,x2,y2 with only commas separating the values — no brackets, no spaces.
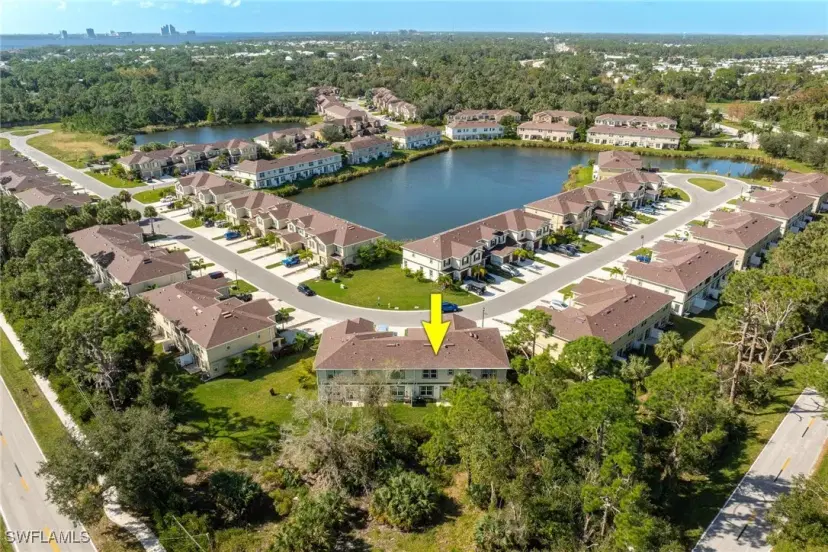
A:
1,11,827,552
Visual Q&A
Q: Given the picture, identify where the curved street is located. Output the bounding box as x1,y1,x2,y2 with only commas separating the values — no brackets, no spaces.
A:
3,130,744,326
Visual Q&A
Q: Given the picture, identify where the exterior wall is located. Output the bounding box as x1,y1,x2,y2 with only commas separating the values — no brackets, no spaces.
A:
153,311,281,377
346,143,393,164
688,229,780,271
316,368,509,403
524,206,593,233
389,133,441,149
517,129,574,142
587,130,679,149
623,261,734,315
445,126,504,141
121,160,164,180
234,155,343,189
124,270,190,298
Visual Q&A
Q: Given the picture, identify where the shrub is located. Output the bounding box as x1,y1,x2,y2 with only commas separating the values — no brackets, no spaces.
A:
369,471,440,531
208,470,266,526
273,492,349,552
274,185,300,197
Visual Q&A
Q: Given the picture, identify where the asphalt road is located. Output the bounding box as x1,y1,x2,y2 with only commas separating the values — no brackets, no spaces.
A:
4,131,744,326
694,388,828,552
0,377,95,552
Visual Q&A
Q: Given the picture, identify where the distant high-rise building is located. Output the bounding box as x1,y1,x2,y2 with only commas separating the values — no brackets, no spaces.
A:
59,30,68,39
169,24,179,35
120,31,133,37
186,30,196,35
161,24,170,36
86,28,95,38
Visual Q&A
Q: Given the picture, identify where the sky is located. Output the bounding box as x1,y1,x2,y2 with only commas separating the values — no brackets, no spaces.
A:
1,0,827,36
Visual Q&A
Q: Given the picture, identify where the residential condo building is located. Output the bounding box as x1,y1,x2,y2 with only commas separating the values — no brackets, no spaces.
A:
733,189,813,235
234,149,342,189
517,121,575,142
444,121,504,141
386,126,442,149
687,211,781,270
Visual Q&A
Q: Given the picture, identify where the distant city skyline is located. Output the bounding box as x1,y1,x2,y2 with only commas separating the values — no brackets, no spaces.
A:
2,1,827,36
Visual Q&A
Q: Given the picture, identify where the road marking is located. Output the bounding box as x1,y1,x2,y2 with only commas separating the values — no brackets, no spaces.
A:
12,462,29,491
774,457,791,481
43,527,60,552
736,509,757,541
802,417,815,438
0,429,7,446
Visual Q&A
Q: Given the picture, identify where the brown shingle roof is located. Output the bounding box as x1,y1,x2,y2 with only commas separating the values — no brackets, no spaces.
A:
447,121,503,130
594,114,677,125
776,172,828,200
588,170,661,194
537,277,671,345
0,171,61,193
386,125,441,139
688,211,780,249
596,150,643,171
341,135,392,153
623,241,736,292
526,186,614,216
734,189,814,219
69,224,190,286
532,110,582,121
141,275,277,349
255,128,306,142
404,209,549,260
314,315,509,370
14,185,92,210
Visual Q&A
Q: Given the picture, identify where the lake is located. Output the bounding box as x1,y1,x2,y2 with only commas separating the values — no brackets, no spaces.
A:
134,122,305,146
293,147,773,240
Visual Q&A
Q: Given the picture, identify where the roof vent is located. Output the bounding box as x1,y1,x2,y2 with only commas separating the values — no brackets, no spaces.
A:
222,312,233,319
143,258,152,264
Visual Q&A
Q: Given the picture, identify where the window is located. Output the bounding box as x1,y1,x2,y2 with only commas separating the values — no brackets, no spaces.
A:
447,369,454,376
422,369,437,379
481,370,495,380
419,385,434,398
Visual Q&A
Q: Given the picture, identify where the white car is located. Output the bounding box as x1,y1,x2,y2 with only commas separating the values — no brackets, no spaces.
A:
500,264,520,276
548,299,568,311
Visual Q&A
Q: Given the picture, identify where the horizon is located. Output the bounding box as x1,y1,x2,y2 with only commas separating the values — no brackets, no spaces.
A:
2,1,827,36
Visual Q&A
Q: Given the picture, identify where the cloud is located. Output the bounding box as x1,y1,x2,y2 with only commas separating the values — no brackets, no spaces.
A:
56,0,67,10
222,0,241,7
187,0,210,4
139,0,154,6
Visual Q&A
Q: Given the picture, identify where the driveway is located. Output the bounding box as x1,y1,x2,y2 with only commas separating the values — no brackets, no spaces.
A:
3,130,743,326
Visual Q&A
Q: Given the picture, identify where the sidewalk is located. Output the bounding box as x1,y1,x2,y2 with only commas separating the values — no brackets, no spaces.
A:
0,313,165,552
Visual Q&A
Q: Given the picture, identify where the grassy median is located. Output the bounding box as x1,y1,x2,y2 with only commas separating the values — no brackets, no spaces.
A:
27,123,119,168
688,177,726,191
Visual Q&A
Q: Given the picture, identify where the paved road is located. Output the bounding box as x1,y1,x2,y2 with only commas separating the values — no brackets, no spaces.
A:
1,377,95,552
4,130,743,326
694,388,828,552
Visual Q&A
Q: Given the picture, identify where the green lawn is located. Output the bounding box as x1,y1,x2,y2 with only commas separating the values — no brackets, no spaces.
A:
237,245,263,254
265,262,282,269
661,187,691,202
133,186,175,204
634,213,657,224
629,247,652,257
577,240,603,253
10,130,38,137
181,218,203,228
688,177,726,192
230,280,258,294
305,253,483,310
89,172,145,189
689,219,706,226
0,330,66,458
727,199,741,205
0,516,12,552
564,164,595,190
27,123,119,168
558,283,578,297
0,138,10,150
533,257,559,269
182,351,314,451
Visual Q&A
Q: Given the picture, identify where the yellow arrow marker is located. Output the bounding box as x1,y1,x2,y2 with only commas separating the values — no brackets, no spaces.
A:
421,294,451,355
20,477,29,492
780,457,791,473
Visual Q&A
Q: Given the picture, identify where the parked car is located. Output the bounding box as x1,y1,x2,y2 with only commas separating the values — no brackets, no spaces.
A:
554,245,574,256
297,284,316,296
548,299,568,311
483,273,497,283
235,293,253,302
283,255,301,267
208,271,224,279
162,196,175,203
204,219,215,228
216,220,229,228
621,217,638,225
465,281,486,295
224,230,241,240
635,255,651,263
441,301,460,313
500,264,520,276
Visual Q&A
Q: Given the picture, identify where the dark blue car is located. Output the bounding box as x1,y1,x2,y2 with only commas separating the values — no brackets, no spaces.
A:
441,301,460,313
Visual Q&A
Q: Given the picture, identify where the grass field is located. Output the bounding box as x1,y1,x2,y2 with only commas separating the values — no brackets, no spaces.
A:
629,247,652,257
304,253,483,310
0,138,10,150
577,240,603,253
661,187,691,202
230,279,258,294
133,186,174,204
181,218,203,228
688,177,726,192
88,172,145,189
27,123,118,168
0,516,11,552
10,130,38,137
634,213,657,224
558,282,578,297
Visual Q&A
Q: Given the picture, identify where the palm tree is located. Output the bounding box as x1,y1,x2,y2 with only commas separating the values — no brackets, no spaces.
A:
513,249,529,262
190,258,207,276
542,234,558,250
655,330,685,369
620,355,652,394
297,248,313,262
117,190,132,206
608,266,624,279
436,274,454,290
561,288,575,304
470,265,487,281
